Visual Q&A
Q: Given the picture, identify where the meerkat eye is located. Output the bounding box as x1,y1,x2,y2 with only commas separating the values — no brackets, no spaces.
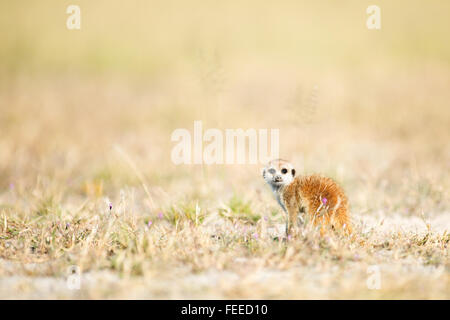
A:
292,169,296,176
268,168,276,174
281,168,288,174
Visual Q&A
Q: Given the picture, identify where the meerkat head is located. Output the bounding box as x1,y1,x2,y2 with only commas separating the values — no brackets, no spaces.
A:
262,159,296,190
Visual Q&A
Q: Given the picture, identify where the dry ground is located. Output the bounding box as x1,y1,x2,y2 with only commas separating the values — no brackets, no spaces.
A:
0,0,449,299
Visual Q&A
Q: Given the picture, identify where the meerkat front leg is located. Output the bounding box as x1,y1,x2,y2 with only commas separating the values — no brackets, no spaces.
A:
275,196,289,236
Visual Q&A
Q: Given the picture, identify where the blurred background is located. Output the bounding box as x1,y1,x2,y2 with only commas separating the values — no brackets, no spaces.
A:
0,0,449,298
1,0,449,211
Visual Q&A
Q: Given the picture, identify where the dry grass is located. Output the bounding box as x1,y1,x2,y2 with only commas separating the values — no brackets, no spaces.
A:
0,0,449,299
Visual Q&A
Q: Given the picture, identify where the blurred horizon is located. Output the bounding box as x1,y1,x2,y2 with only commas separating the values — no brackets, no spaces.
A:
1,1,450,77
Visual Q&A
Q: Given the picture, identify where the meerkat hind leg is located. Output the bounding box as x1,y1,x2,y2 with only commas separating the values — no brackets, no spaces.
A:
286,204,301,237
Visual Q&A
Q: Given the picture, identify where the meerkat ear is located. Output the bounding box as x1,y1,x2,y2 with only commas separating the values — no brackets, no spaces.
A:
292,169,296,177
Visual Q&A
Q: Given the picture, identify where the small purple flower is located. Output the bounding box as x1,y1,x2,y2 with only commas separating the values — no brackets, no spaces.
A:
158,212,164,219
263,216,268,221
147,221,152,227
9,183,14,190
287,235,292,241
66,223,71,229
104,198,112,212
252,233,258,240
322,197,328,205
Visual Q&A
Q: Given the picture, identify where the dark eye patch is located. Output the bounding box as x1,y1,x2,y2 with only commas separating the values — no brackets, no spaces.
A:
281,168,288,174
292,169,296,176
268,168,276,174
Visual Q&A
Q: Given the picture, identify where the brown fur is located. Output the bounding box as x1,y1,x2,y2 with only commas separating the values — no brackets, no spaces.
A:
282,174,352,235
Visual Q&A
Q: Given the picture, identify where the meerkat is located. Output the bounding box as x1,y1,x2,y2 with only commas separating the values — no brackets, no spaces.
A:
262,159,352,237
